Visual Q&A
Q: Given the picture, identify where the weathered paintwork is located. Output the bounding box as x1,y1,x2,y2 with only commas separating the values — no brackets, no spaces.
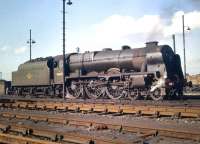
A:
12,59,50,86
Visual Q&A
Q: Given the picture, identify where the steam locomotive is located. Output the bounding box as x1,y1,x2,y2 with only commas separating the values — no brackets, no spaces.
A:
7,41,184,101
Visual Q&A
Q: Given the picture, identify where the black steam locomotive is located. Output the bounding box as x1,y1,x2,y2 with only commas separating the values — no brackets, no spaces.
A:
8,41,184,101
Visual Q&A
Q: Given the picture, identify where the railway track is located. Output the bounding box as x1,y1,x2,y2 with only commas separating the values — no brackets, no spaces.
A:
0,117,137,144
0,97,200,118
0,109,200,142
0,111,162,144
0,96,200,143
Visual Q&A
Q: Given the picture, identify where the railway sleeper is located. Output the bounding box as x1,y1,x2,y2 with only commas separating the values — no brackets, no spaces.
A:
31,116,48,123
136,130,158,138
48,119,69,125
0,133,60,144
75,107,80,112
94,124,108,130
35,104,46,110
22,128,63,142
112,113,124,116
172,112,181,119
56,109,69,113
9,125,30,136
52,106,69,112
111,109,124,116
88,107,94,113
9,126,62,142
2,103,12,108
147,111,161,118
2,113,15,119
98,108,109,115
10,129,31,137
27,104,37,110
15,114,29,120
0,125,10,133
135,110,142,116
158,130,200,142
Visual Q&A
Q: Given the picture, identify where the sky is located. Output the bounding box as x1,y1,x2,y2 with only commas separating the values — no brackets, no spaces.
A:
0,0,200,80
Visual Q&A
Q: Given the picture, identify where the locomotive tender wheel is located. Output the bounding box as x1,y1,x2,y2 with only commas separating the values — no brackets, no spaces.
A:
150,88,164,101
84,80,105,99
47,87,54,96
66,81,83,99
32,88,36,96
17,88,22,96
14,88,20,96
106,81,127,100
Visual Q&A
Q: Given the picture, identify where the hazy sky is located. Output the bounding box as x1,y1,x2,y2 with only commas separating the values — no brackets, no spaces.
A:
0,0,200,80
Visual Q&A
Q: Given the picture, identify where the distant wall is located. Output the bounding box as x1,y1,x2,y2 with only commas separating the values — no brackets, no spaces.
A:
187,74,200,85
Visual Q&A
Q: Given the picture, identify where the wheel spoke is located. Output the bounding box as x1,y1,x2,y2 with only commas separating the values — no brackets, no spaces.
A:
85,80,105,99
106,82,127,100
66,81,83,99
128,88,140,100
150,88,164,101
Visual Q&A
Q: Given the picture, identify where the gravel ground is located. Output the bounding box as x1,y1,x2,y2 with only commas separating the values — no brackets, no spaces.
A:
144,136,200,144
1,107,200,128
1,95,200,106
0,104,200,143
0,117,145,144
1,116,199,144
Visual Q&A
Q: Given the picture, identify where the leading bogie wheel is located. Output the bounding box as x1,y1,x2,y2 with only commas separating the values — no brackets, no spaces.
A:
150,88,164,101
128,88,140,100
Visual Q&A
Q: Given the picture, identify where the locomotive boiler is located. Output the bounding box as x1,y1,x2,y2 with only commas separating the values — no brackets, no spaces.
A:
10,41,184,101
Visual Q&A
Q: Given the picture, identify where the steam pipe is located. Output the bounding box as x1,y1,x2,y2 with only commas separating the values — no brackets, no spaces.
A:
172,34,176,54
182,15,186,79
